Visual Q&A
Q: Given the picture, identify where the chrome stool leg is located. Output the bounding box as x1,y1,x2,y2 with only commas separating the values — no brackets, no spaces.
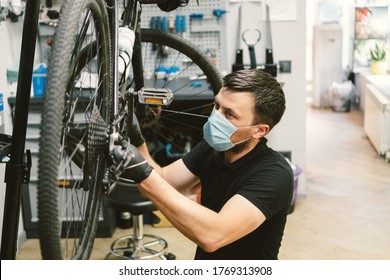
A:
105,214,169,260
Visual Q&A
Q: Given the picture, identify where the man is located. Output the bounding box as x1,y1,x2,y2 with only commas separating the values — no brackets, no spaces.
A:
113,69,293,259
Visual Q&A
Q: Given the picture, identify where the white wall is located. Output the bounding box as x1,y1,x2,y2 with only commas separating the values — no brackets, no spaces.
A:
226,0,307,196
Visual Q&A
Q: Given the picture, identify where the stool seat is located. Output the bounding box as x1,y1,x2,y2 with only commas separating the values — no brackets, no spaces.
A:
104,179,174,260
104,181,156,215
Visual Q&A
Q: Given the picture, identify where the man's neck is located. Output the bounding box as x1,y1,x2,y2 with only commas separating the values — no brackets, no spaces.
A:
224,139,260,164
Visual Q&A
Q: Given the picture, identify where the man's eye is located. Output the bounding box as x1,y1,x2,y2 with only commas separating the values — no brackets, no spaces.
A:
214,102,220,109
225,111,233,118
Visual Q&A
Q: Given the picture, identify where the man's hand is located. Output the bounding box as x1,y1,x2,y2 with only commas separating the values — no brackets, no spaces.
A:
112,138,153,183
129,113,145,147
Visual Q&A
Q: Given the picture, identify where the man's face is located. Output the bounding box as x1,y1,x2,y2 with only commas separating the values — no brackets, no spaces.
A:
214,88,258,145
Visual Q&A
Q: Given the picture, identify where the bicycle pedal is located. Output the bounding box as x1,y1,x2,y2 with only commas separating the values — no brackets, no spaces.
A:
138,87,173,106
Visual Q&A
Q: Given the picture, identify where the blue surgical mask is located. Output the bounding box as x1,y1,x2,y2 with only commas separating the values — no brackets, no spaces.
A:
203,108,253,151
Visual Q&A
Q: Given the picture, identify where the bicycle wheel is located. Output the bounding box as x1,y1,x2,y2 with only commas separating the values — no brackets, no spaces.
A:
128,28,222,165
38,0,111,259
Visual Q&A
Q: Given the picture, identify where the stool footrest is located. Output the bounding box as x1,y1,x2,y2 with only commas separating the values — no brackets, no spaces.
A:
105,233,168,260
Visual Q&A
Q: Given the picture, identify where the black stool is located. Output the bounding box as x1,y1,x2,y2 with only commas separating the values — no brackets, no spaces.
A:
104,180,173,260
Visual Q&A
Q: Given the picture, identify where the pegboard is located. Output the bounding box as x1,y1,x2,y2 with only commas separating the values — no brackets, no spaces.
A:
119,0,228,75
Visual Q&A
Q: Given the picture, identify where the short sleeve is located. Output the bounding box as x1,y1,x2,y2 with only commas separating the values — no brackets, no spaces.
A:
238,164,293,219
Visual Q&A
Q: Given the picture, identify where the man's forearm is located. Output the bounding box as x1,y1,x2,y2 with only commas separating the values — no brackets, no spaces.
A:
137,143,163,175
138,170,219,252
136,143,199,194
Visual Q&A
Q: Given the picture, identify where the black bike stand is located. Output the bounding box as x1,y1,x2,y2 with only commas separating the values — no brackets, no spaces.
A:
0,0,40,260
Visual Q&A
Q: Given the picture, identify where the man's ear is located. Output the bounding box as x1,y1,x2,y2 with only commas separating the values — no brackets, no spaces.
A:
253,124,270,139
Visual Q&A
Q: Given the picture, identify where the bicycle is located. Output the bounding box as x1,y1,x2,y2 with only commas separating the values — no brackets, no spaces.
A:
37,0,222,259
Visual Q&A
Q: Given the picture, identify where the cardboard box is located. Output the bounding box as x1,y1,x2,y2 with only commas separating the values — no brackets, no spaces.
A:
152,210,172,227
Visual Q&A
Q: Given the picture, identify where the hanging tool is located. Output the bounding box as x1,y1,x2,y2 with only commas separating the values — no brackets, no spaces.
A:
189,13,204,20
242,29,261,69
264,4,277,76
175,15,181,34
150,16,159,51
232,0,244,72
181,16,187,36
265,4,273,64
150,16,169,57
212,9,227,23
175,15,187,38
160,17,169,57
168,15,175,33
161,16,168,32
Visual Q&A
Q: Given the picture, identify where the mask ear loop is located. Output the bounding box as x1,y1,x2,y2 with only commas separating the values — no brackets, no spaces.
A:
232,122,267,145
232,137,252,146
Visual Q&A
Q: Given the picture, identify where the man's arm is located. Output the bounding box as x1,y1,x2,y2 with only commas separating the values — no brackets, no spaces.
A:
113,140,266,252
138,170,266,253
120,115,266,250
128,113,199,193
136,143,200,194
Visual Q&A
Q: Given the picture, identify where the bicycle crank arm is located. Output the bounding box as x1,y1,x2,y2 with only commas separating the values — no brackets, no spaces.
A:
138,87,173,106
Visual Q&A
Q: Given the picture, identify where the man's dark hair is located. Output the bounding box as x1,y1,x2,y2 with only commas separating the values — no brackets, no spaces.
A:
223,69,286,130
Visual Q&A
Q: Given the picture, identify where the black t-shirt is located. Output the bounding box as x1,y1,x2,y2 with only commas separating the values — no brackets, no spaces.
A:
182,138,293,260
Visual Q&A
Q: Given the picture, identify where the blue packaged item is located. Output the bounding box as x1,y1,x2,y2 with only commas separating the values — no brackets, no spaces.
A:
32,64,48,97
0,93,3,112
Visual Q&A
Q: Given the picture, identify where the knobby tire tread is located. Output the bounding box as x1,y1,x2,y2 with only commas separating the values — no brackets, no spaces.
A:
38,0,110,260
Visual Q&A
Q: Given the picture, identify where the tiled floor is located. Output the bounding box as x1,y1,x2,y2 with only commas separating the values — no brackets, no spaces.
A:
16,225,196,260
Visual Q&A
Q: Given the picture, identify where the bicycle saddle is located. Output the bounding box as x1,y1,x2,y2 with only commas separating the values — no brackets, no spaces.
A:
157,0,190,12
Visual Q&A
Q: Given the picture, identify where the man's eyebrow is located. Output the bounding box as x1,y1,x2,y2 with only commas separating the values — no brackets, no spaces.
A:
214,94,240,115
216,101,238,117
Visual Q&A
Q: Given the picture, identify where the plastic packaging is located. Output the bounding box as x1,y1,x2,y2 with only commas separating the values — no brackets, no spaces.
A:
328,80,354,112
118,27,135,81
32,64,48,97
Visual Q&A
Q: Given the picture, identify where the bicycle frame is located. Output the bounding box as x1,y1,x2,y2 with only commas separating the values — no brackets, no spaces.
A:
110,0,139,133
105,0,154,156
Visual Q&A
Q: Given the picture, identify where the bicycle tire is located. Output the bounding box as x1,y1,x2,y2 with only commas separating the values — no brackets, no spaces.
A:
38,0,111,259
140,28,222,93
130,29,222,161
